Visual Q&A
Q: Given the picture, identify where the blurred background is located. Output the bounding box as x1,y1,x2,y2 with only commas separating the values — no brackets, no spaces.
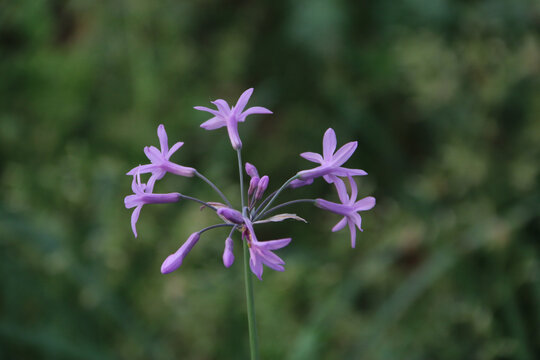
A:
1,0,539,359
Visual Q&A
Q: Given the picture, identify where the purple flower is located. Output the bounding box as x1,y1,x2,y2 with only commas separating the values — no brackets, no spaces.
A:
124,171,181,238
195,88,272,150
217,207,244,224
297,128,367,183
223,237,235,268
315,177,375,248
127,124,196,179
243,218,291,280
161,232,200,274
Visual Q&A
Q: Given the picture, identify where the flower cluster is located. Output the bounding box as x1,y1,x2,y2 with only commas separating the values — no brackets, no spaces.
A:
125,88,375,279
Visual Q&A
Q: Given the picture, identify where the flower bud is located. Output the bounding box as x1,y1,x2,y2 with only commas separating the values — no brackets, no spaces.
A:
248,176,260,196
288,178,314,189
217,208,244,224
255,175,269,200
245,162,259,178
161,232,200,274
222,237,234,268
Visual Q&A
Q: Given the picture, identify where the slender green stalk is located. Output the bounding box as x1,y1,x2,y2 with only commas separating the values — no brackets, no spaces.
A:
198,223,234,234
257,199,315,220
253,174,300,221
179,194,217,211
195,170,232,208
237,149,259,360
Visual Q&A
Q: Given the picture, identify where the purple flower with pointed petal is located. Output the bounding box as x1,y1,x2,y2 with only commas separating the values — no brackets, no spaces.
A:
217,207,244,225
243,218,291,280
223,237,235,268
161,232,200,274
195,88,272,150
315,177,375,248
124,172,181,238
297,128,368,183
127,124,196,179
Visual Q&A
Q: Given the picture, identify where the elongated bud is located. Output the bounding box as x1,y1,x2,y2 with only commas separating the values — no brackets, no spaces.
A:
245,162,259,178
161,232,200,274
248,176,260,196
222,237,234,268
288,178,314,189
255,175,269,200
217,208,244,224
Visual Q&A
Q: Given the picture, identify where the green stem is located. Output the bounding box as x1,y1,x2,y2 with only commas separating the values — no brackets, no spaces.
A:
257,199,315,220
237,149,259,360
194,170,232,208
253,174,300,221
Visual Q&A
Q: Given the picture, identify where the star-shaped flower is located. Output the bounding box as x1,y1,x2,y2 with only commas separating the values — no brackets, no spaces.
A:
194,88,272,150
243,218,291,280
127,124,196,179
124,171,181,237
315,177,375,248
297,128,367,183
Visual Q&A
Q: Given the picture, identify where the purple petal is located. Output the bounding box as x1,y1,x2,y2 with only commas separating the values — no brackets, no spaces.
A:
354,196,376,211
157,124,168,154
226,122,242,150
200,117,227,130
131,205,142,238
333,177,349,204
167,141,184,159
194,106,220,116
127,164,156,176
349,177,358,202
258,248,285,266
249,248,263,280
223,237,234,268
212,99,231,115
240,106,272,120
245,162,259,178
144,146,162,163
124,194,139,209
351,212,363,232
234,88,253,114
348,220,357,248
323,128,337,160
256,238,291,250
332,217,347,232
217,208,244,224
300,152,323,164
331,167,368,177
161,232,201,274
332,141,357,166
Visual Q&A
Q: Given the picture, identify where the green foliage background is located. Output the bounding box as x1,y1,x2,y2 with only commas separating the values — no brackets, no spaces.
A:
1,0,539,359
